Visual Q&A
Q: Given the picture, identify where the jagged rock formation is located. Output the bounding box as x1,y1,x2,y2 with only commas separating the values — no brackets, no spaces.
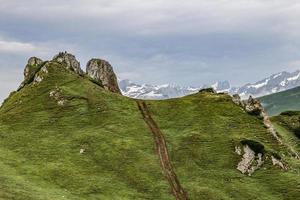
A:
271,156,288,170
18,53,122,95
232,94,244,107
244,96,282,141
244,96,264,116
18,57,44,89
52,52,83,75
236,145,264,176
24,57,43,80
244,96,300,159
235,140,289,175
86,59,121,94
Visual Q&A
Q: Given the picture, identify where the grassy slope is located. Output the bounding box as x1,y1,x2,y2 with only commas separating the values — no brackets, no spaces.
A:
148,93,300,200
0,63,172,200
0,62,299,199
270,112,300,182
271,112,300,152
259,86,300,116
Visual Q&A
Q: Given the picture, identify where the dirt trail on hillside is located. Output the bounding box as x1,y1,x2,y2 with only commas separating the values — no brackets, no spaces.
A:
136,101,188,200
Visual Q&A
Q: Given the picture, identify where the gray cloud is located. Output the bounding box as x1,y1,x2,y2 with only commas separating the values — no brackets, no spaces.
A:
1,0,300,102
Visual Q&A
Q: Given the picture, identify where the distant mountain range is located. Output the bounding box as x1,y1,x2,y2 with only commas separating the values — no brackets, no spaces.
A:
118,80,199,99
119,70,300,99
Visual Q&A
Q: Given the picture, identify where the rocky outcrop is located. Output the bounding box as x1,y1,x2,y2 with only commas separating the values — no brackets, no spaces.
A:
18,53,123,96
236,145,264,176
244,96,263,116
244,96,282,140
18,57,44,89
49,87,66,106
271,156,288,170
235,142,289,175
243,96,300,159
24,57,43,80
232,94,244,107
86,59,121,94
53,52,83,75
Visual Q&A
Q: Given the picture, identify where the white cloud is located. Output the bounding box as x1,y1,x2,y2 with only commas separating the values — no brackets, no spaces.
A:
0,34,82,59
0,40,41,54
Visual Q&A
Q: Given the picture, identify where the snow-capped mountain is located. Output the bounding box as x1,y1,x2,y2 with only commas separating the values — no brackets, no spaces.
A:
233,70,300,98
119,70,300,99
119,79,199,99
211,81,231,92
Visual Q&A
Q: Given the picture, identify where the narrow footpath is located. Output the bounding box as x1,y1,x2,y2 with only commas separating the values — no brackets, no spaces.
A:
136,100,188,200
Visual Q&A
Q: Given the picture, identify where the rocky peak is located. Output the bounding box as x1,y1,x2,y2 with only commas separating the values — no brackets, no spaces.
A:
52,52,83,75
232,94,244,107
243,96,299,158
27,57,43,67
86,59,121,94
244,96,263,116
24,57,43,80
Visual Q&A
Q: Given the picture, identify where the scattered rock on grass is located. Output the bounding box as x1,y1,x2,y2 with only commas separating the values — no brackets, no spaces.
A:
49,87,66,106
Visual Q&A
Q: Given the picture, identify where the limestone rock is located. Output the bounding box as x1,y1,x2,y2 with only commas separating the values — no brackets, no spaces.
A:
236,145,264,176
271,156,288,170
243,96,300,159
18,57,44,89
53,52,83,75
86,59,121,94
49,87,66,106
232,94,244,107
33,75,43,84
80,149,85,154
244,96,263,116
24,57,43,80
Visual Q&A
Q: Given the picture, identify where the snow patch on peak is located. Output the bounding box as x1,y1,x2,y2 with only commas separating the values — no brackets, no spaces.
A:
119,69,300,100
248,78,270,89
211,81,231,92
287,72,300,81
273,72,283,79
211,82,218,90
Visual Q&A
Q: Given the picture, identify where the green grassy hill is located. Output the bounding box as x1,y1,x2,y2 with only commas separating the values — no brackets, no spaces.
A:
259,86,300,116
271,111,300,149
0,58,300,199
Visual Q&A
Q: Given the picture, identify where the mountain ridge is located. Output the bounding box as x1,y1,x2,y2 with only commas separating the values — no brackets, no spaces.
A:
119,70,300,100
0,53,300,199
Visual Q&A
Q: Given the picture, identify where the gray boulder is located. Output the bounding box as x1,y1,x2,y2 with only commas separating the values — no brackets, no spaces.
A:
24,57,43,80
232,94,244,107
86,59,121,94
53,52,83,75
244,96,264,116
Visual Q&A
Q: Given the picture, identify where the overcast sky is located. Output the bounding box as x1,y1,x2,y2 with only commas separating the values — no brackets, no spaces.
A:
1,0,300,102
